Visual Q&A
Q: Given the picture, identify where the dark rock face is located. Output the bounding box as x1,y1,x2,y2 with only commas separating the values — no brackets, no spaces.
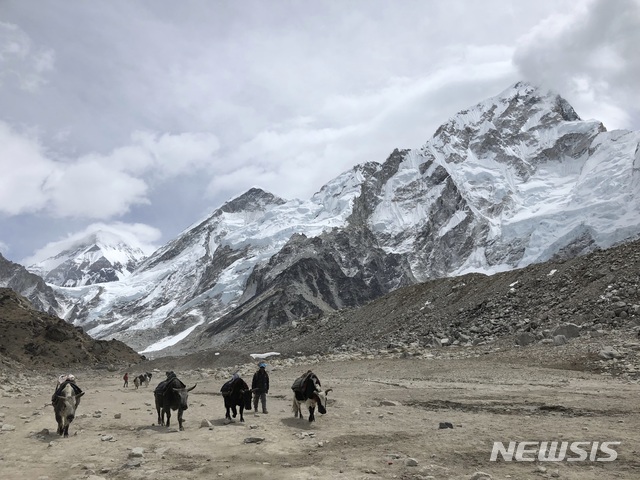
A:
226,238,640,356
219,188,286,214
44,254,124,286
0,254,62,315
198,226,416,347
196,244,249,297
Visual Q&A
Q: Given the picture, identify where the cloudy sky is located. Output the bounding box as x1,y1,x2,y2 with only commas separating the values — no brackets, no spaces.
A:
1,0,639,264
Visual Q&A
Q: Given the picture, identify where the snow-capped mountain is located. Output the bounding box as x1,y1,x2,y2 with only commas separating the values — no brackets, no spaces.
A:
29,82,640,355
26,230,147,287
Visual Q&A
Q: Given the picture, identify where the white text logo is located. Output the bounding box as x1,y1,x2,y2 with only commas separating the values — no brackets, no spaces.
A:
490,441,620,462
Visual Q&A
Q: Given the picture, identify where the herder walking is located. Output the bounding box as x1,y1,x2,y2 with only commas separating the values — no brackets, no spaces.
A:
251,362,269,414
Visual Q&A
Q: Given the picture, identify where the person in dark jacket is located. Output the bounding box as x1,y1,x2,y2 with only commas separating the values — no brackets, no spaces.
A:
251,362,270,413
123,372,129,388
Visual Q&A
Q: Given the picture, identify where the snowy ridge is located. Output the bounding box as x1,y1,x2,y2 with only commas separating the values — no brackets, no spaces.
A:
53,167,373,345
26,230,147,287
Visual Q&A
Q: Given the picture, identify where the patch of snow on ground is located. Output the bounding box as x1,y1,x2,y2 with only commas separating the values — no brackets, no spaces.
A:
250,352,281,359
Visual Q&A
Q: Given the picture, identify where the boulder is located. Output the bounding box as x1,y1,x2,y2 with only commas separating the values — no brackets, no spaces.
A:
515,332,536,346
553,335,568,346
599,347,623,360
551,323,580,339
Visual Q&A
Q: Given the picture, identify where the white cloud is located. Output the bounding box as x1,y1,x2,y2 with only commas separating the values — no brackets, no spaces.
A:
208,55,518,201
21,221,161,265
44,158,150,218
0,122,220,218
0,121,52,215
131,131,221,178
0,21,55,91
513,0,640,130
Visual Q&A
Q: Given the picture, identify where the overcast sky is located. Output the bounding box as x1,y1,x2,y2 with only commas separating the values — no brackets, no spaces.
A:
1,0,639,264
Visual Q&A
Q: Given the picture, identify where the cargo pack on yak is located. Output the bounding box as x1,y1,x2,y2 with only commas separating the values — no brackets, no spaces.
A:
291,370,332,422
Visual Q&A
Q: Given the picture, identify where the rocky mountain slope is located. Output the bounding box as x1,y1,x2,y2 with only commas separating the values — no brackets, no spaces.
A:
0,253,63,315
203,238,640,358
20,82,640,355
0,288,144,370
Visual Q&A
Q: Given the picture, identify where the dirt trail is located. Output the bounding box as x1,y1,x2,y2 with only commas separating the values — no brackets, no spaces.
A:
1,355,639,480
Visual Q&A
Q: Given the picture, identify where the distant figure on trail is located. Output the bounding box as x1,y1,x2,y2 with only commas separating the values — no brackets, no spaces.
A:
123,372,129,388
251,362,270,414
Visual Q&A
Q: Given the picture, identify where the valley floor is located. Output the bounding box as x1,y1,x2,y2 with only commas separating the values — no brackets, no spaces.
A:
1,347,639,480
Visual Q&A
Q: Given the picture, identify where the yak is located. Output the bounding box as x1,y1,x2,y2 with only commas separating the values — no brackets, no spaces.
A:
154,373,196,431
134,372,152,389
291,371,332,422
220,375,253,423
52,380,84,437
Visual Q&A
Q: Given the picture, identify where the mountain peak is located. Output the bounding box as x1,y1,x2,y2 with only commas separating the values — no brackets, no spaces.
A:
220,188,286,214
497,81,581,122
502,80,540,98
430,80,589,152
